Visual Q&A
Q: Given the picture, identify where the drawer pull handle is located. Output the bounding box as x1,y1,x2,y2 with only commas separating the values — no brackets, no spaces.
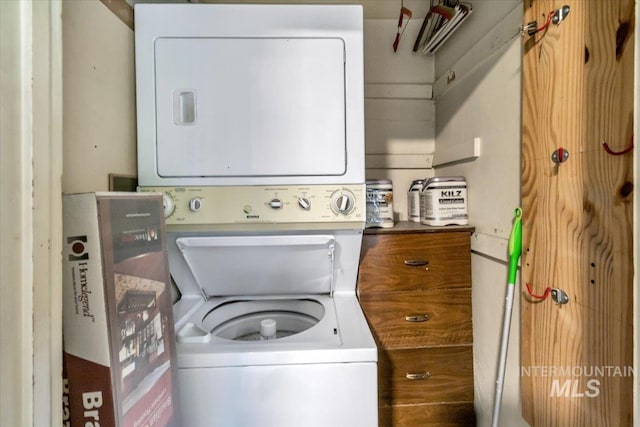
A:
406,372,431,380
405,314,430,322
404,259,428,267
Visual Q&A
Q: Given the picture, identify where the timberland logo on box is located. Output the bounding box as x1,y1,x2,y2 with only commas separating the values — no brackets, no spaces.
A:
67,235,89,261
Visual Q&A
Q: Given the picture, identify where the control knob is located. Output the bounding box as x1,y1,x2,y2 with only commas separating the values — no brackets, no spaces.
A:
331,191,356,215
297,197,311,210
268,198,283,210
162,193,175,218
189,197,203,212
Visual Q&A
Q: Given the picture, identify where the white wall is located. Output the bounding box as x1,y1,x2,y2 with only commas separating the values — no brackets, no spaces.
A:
432,2,527,426
364,10,435,221
62,0,136,193
434,0,522,82
363,8,436,221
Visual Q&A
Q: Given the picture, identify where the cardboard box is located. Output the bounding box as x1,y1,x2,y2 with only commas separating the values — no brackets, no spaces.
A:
62,192,179,427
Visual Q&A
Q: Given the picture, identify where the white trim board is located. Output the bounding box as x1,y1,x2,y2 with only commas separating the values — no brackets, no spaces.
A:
366,154,433,169
433,136,482,168
365,83,433,100
471,232,509,264
0,1,64,425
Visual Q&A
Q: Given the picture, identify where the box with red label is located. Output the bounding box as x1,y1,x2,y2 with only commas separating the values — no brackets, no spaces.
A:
62,192,180,427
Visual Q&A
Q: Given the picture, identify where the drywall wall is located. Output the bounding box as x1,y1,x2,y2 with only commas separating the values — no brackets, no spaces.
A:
471,254,524,427
434,0,522,82
62,0,136,193
363,9,436,221
433,8,527,427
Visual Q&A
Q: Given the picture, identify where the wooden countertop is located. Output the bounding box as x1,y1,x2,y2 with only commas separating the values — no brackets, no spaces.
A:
364,221,475,235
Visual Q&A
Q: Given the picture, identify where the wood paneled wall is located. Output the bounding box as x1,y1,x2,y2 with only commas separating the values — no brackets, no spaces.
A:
521,0,635,425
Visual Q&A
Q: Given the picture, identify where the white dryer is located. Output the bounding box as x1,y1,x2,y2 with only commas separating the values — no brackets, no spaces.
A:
134,4,377,426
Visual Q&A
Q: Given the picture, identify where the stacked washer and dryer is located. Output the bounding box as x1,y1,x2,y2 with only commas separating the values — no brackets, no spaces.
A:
134,4,378,427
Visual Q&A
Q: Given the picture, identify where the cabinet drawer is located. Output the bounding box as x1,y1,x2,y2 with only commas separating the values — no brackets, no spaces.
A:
358,232,471,293
379,402,476,427
360,289,472,348
378,346,474,406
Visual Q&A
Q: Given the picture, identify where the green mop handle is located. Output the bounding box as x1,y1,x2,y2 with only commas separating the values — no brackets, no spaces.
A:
492,208,523,427
507,208,522,285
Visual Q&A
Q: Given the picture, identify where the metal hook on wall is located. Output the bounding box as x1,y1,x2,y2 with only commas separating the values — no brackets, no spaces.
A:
524,283,569,304
522,5,570,37
601,134,634,156
524,282,551,301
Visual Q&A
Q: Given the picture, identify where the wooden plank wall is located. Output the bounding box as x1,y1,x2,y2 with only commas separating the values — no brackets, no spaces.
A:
521,0,635,425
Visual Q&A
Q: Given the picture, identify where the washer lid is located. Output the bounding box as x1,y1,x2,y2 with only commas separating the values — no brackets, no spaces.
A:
175,235,336,297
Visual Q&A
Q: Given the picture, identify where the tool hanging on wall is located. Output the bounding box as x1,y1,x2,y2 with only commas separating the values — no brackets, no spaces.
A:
393,3,413,52
491,208,522,427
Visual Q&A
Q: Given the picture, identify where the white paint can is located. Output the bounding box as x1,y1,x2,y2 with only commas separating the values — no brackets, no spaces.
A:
366,179,394,228
421,177,468,226
408,179,425,223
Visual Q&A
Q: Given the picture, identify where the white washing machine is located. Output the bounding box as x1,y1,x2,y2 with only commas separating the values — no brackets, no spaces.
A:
165,229,377,426
134,4,378,427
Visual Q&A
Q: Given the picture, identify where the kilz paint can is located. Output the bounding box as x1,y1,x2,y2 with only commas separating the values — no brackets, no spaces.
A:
365,179,394,228
408,179,425,223
421,177,468,226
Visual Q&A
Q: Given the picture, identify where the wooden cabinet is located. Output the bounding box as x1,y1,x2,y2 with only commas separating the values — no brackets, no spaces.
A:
357,222,475,426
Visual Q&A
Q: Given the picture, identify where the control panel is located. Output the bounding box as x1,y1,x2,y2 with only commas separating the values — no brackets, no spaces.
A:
138,185,365,226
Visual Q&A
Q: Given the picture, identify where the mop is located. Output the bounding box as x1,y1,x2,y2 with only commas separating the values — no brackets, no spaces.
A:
491,208,522,427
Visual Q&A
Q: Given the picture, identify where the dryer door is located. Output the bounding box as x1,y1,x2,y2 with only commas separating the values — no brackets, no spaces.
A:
154,37,346,179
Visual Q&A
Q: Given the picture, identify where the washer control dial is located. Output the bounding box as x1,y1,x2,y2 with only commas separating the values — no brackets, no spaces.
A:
189,197,203,212
268,198,283,210
297,197,311,210
330,190,356,215
162,193,175,218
